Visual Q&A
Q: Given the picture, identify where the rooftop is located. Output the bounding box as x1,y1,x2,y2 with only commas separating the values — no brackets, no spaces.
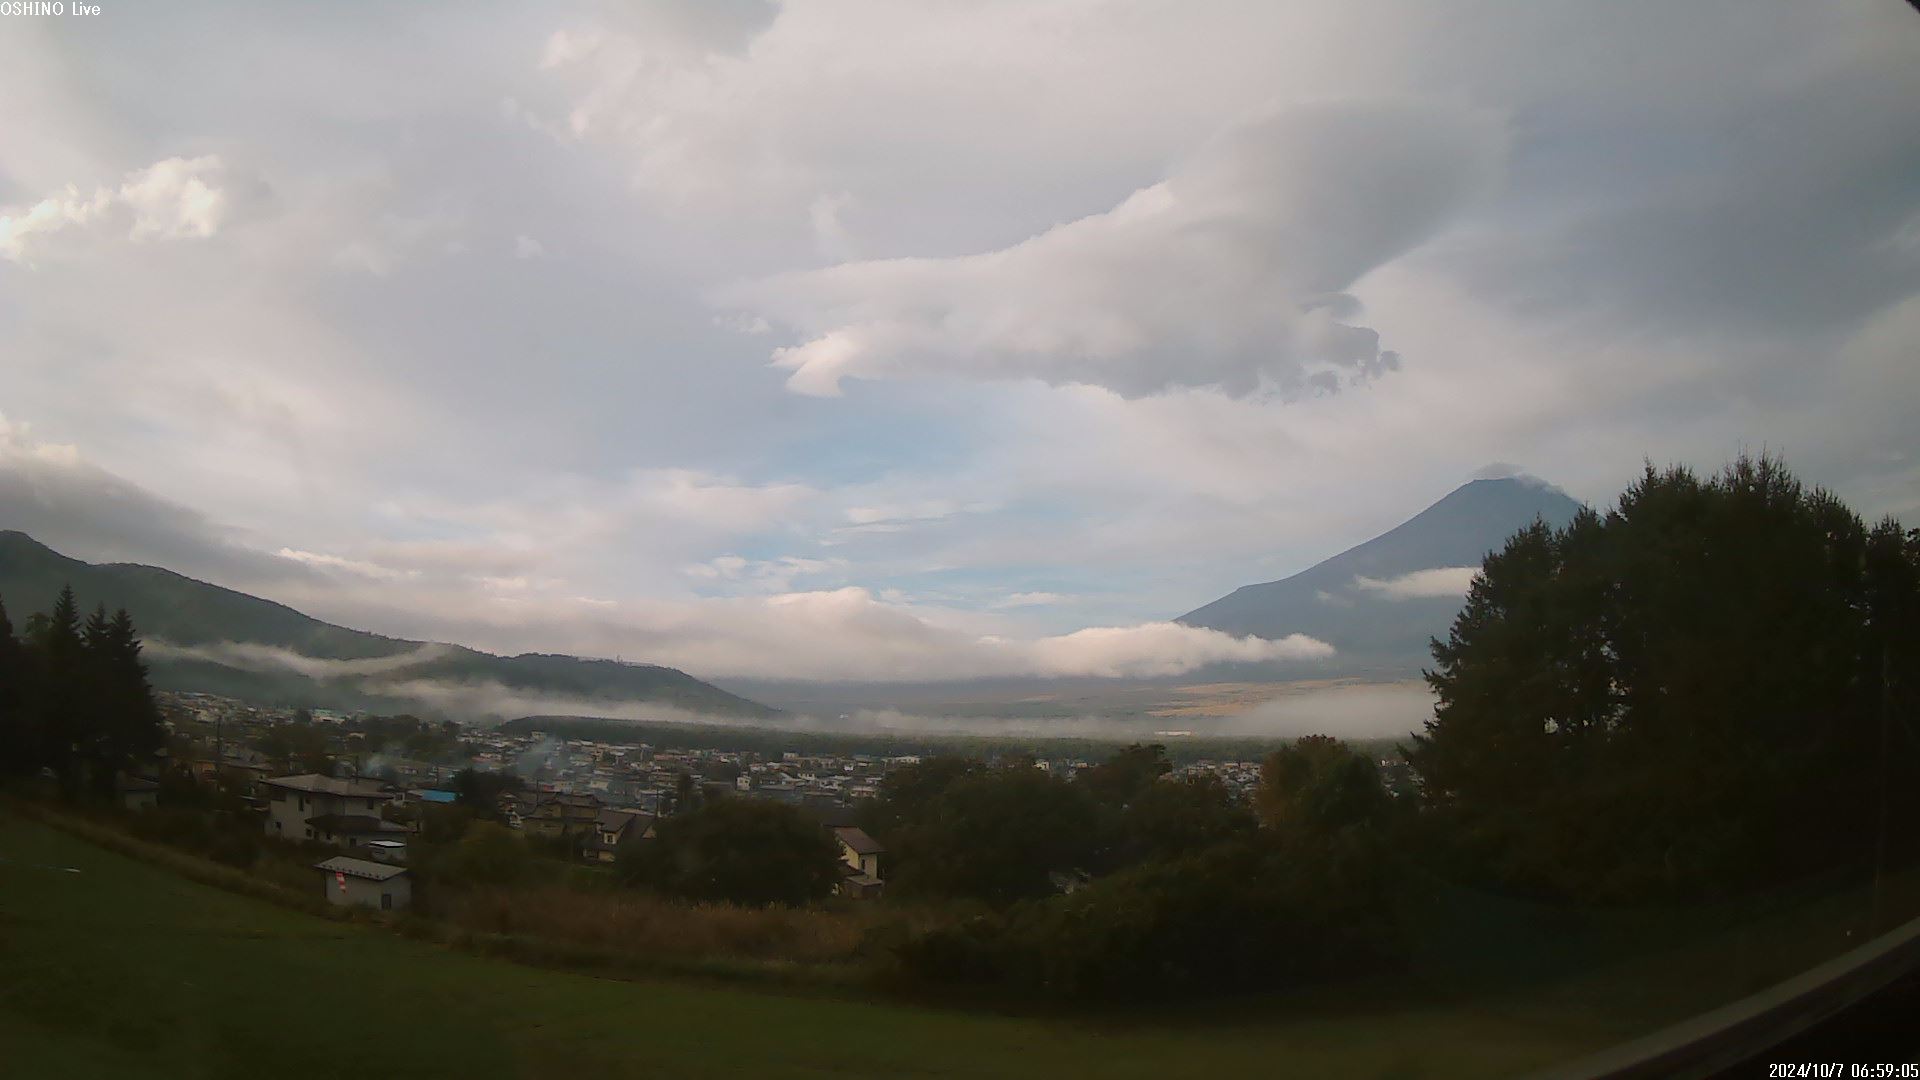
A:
597,808,655,833
314,856,409,882
833,826,885,855
263,774,394,798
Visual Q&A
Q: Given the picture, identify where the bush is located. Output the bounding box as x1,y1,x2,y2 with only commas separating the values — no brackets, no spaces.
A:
441,886,873,966
625,799,842,908
206,826,261,868
889,766,1100,906
890,827,1404,1002
126,807,216,851
434,822,537,888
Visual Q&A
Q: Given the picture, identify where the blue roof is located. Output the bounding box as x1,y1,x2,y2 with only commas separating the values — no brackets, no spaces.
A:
412,789,458,803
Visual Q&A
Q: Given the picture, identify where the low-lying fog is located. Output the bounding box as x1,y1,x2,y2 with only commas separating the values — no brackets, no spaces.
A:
147,638,1435,742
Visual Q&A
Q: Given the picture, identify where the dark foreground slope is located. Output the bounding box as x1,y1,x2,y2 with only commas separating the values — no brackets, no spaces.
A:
0,812,1607,1079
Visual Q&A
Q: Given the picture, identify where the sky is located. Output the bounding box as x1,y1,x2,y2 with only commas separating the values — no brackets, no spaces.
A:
1,0,1917,685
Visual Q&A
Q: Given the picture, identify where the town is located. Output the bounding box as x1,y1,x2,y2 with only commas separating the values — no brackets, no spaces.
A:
136,688,1417,911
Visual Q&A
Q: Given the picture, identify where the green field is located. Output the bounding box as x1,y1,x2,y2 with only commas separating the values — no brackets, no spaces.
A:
0,811,1631,1079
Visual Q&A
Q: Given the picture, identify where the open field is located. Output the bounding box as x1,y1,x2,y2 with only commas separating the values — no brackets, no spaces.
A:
1,811,1617,1080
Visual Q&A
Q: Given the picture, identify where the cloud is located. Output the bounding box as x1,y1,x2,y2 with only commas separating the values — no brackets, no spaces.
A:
1014,621,1332,679
681,553,847,593
612,587,1331,682
1,156,230,264
809,191,855,260
146,640,451,680
4,1,1919,708
718,101,1504,398
1352,566,1479,600
0,411,295,585
0,423,1330,684
995,591,1065,609
1223,680,1435,740
330,201,469,277
630,469,818,534
276,548,419,582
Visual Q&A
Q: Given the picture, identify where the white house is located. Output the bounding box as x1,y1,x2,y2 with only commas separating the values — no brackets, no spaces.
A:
262,774,399,844
315,855,412,912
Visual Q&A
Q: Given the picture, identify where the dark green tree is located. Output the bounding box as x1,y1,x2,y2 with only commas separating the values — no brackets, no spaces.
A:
1254,735,1392,835
31,586,86,788
858,755,985,841
0,595,29,775
891,765,1100,906
1077,742,1171,808
1411,456,1920,900
1119,771,1255,865
450,767,522,821
628,798,841,907
66,606,164,795
259,720,332,775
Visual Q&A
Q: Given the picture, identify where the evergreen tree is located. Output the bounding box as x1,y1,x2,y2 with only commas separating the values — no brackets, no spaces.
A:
98,607,165,774
0,587,166,794
0,595,28,775
33,586,86,788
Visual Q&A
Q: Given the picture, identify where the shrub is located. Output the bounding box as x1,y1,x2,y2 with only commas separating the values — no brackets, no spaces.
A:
889,766,1100,906
440,885,873,965
890,827,1404,1002
435,822,537,888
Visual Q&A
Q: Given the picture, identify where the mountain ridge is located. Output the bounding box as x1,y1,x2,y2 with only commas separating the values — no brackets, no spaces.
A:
0,530,775,720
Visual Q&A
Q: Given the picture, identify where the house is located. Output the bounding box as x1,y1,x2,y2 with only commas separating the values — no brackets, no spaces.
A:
524,792,601,839
116,775,160,813
261,774,397,843
583,808,656,863
315,855,411,911
831,826,885,899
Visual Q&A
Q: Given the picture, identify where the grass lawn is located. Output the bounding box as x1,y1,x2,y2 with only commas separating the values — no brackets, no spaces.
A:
0,811,1630,1080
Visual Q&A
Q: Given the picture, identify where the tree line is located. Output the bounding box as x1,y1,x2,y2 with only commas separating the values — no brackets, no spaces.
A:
0,585,167,796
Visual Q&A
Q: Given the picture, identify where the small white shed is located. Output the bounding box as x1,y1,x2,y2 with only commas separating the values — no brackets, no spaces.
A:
314,855,412,912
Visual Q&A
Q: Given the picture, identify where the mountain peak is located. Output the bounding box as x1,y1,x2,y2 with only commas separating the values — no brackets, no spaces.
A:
1178,476,1585,677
